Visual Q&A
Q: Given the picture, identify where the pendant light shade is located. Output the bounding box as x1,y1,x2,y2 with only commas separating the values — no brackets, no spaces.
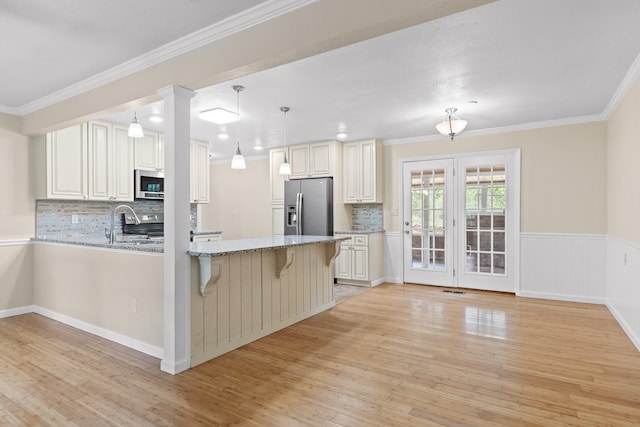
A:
128,111,144,138
279,106,291,176
230,85,246,170
436,107,467,141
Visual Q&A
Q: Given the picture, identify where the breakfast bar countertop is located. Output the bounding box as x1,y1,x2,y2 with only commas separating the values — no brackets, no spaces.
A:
189,235,348,258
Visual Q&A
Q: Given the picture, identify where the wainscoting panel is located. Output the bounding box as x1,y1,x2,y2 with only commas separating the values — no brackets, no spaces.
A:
383,232,403,283
520,233,606,303
606,237,640,351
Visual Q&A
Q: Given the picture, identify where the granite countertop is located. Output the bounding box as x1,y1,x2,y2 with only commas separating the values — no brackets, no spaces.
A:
334,229,384,235
189,235,348,258
31,235,164,254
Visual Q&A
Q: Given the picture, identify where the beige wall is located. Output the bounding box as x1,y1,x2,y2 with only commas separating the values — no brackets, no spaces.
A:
383,122,608,234
0,113,34,239
607,76,640,244
0,245,33,311
201,158,272,239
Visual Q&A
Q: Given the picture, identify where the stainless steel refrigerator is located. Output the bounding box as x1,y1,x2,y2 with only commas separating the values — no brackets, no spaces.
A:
284,177,333,236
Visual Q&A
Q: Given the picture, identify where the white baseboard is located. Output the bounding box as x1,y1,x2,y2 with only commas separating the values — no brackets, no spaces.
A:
33,306,163,359
161,358,191,375
606,301,640,352
519,291,605,305
384,276,403,284
371,277,385,287
0,305,35,319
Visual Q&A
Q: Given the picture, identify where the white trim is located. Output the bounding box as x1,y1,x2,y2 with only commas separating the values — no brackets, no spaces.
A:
12,0,315,115
603,51,640,118
520,232,607,240
606,303,640,352
33,306,164,359
161,358,192,376
0,305,35,319
0,239,32,247
519,291,605,305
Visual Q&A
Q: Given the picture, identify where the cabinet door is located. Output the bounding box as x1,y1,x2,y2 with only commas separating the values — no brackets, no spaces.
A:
343,142,359,203
334,246,352,279
289,145,310,179
360,140,376,202
47,124,87,199
351,246,369,281
87,121,111,200
309,142,331,177
190,140,210,203
269,148,288,204
112,125,134,201
272,206,285,235
134,132,161,171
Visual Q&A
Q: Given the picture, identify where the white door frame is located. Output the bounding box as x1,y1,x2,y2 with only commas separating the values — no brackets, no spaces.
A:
399,149,521,293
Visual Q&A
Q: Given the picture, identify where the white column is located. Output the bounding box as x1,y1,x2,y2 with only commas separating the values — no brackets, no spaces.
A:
157,85,196,374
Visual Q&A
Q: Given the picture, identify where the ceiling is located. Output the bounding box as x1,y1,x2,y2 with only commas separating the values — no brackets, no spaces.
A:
4,0,640,161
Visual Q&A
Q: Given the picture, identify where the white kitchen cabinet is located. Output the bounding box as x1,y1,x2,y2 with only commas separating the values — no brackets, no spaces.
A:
35,123,88,200
343,139,384,203
289,140,335,179
270,147,289,205
335,233,384,286
87,122,134,202
190,140,210,204
134,131,163,171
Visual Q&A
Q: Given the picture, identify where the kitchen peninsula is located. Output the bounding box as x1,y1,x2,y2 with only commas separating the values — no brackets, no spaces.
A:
188,235,346,367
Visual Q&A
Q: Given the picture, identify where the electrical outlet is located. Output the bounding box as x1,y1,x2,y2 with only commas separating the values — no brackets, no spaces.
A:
71,214,79,224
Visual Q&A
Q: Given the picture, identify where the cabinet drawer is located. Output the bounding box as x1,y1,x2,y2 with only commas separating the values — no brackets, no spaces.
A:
339,237,353,246
352,235,368,246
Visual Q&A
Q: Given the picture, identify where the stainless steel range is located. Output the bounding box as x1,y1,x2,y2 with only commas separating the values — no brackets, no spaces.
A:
123,213,164,238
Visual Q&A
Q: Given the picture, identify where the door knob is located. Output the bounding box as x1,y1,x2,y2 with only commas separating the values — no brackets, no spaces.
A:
404,221,410,226
404,230,410,235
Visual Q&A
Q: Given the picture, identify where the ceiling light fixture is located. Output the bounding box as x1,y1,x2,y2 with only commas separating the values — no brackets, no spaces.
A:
128,112,144,138
198,107,238,125
435,107,467,141
230,85,246,170
336,132,347,140
278,107,291,176
149,115,163,123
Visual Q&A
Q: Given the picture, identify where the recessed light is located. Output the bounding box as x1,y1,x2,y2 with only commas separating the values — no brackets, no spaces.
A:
149,115,163,123
336,132,348,140
217,132,229,140
254,145,264,151
198,108,238,125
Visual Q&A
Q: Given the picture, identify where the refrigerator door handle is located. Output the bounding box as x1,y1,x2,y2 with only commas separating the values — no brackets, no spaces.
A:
298,193,303,235
295,192,301,235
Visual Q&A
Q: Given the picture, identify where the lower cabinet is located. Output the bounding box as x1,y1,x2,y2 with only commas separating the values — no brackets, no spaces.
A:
335,233,384,286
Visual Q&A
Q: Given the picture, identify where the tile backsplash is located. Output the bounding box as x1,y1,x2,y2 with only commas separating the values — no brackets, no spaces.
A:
36,200,197,238
351,204,383,232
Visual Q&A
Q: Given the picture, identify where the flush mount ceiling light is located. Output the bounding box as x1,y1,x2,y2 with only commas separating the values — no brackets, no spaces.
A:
435,107,468,141
198,107,238,125
128,112,144,138
279,107,292,176
336,132,347,140
230,85,246,170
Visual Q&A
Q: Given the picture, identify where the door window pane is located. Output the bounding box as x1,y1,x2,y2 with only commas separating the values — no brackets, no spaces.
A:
411,168,447,270
464,165,507,276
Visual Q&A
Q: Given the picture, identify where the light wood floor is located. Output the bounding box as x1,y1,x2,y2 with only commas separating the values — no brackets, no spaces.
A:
1,283,640,426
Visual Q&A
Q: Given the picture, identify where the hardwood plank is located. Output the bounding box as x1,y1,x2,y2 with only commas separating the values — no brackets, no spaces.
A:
1,284,640,426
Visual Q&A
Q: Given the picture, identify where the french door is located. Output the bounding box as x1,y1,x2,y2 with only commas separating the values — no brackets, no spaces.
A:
402,150,520,292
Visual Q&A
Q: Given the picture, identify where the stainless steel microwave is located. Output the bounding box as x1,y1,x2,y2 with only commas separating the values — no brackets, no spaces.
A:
135,169,164,200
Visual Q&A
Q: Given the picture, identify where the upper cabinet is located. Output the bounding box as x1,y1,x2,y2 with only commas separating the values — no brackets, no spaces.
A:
35,123,88,200
269,147,289,205
134,131,163,171
35,122,134,202
88,121,134,201
289,140,336,179
190,140,210,204
35,121,210,204
343,139,384,204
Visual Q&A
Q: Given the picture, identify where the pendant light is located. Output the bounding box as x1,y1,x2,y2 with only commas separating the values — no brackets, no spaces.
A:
230,85,246,170
435,107,467,141
128,111,144,138
278,106,291,176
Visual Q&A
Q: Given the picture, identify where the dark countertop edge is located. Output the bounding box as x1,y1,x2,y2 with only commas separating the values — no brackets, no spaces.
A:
189,236,349,258
190,230,223,236
334,230,385,235
31,237,164,254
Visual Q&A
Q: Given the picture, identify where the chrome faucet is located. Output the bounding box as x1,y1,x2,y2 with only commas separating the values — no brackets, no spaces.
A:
105,205,141,244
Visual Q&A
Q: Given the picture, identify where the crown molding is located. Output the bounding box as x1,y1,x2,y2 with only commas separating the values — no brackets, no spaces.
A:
16,0,316,116
0,105,20,115
602,51,640,119
383,113,606,146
